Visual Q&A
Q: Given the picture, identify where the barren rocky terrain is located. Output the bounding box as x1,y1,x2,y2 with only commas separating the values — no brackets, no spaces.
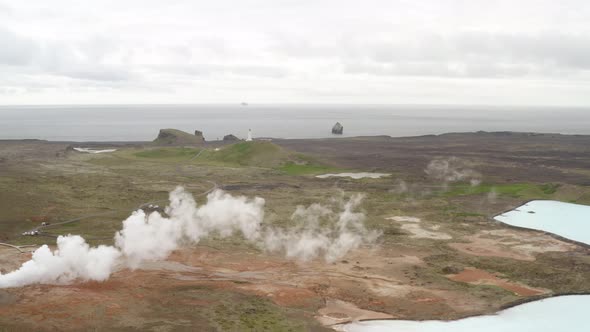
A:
0,132,589,331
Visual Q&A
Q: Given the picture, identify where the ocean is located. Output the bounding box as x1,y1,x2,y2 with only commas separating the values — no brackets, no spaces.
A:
0,104,589,142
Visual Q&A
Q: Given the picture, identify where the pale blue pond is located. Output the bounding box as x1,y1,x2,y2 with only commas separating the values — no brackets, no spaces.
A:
338,295,589,332
338,200,590,332
494,200,590,245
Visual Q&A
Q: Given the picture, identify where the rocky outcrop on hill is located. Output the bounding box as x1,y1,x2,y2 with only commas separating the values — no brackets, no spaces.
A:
332,122,343,135
223,134,240,141
194,130,205,141
153,129,205,145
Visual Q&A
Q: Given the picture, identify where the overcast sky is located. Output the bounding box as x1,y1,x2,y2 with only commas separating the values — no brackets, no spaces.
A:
0,0,589,105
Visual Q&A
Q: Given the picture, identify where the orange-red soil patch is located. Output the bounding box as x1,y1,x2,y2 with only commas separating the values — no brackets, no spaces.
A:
449,268,548,296
450,229,576,261
237,283,320,307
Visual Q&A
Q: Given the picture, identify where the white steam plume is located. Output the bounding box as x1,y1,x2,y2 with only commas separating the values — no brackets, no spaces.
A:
0,187,378,288
264,194,380,263
0,235,120,288
114,188,266,268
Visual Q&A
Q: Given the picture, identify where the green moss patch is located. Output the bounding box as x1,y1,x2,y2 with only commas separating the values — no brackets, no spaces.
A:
277,161,335,175
197,142,287,167
134,147,200,160
443,182,564,199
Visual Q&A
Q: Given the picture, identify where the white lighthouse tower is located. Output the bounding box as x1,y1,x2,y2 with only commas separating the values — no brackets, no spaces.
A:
246,129,253,141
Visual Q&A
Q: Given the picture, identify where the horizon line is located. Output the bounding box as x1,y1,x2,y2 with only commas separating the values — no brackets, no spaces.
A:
0,102,588,109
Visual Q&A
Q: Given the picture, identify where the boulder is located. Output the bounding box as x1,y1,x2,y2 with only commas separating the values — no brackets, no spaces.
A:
223,134,240,141
332,122,343,135
153,129,205,145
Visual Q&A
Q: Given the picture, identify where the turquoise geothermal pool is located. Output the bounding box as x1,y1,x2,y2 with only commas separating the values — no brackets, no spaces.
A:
338,295,589,332
495,200,590,245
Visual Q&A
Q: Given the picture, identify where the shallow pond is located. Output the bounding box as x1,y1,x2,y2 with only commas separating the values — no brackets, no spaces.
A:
337,295,589,332
316,173,390,179
73,147,117,154
494,200,590,245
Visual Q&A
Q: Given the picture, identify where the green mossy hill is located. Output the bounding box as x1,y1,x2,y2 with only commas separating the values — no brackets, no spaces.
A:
95,141,338,173
199,141,287,167
153,128,205,145
134,147,200,161
277,157,337,175
198,142,337,173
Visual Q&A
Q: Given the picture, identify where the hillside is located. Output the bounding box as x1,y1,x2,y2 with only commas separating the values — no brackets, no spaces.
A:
153,129,205,145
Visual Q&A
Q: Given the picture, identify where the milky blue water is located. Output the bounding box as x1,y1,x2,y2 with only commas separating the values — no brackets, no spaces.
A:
339,295,589,332
1,104,589,141
495,200,590,244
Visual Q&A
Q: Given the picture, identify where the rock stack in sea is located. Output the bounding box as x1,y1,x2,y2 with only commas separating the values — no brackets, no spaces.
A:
332,122,343,135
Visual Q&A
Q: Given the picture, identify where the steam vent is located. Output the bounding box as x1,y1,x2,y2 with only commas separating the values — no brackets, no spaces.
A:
332,122,343,135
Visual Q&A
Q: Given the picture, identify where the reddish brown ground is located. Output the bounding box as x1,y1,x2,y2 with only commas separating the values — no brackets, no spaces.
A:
316,299,394,325
449,229,576,261
449,268,548,296
0,223,579,331
0,245,499,330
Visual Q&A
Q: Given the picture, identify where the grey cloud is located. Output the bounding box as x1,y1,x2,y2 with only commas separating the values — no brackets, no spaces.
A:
0,19,283,87
0,27,135,83
344,62,460,78
55,66,135,82
0,2,11,15
341,32,590,79
0,87,20,95
493,33,590,70
343,61,539,79
148,64,289,79
37,43,136,82
227,65,288,78
1,0,590,104
428,32,590,71
0,28,37,66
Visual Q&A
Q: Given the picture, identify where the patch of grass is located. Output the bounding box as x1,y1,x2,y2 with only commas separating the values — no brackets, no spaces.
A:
443,183,531,198
278,161,335,175
572,192,590,205
198,141,287,167
276,152,341,175
453,212,486,218
209,294,308,331
471,252,590,293
539,183,560,195
442,182,563,199
133,147,200,160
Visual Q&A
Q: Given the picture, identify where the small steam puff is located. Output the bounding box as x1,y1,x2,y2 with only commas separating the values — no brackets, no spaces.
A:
425,157,481,186
0,187,377,288
264,193,380,263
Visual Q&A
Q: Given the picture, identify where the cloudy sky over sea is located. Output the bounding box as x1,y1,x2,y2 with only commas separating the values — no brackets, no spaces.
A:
0,0,589,105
